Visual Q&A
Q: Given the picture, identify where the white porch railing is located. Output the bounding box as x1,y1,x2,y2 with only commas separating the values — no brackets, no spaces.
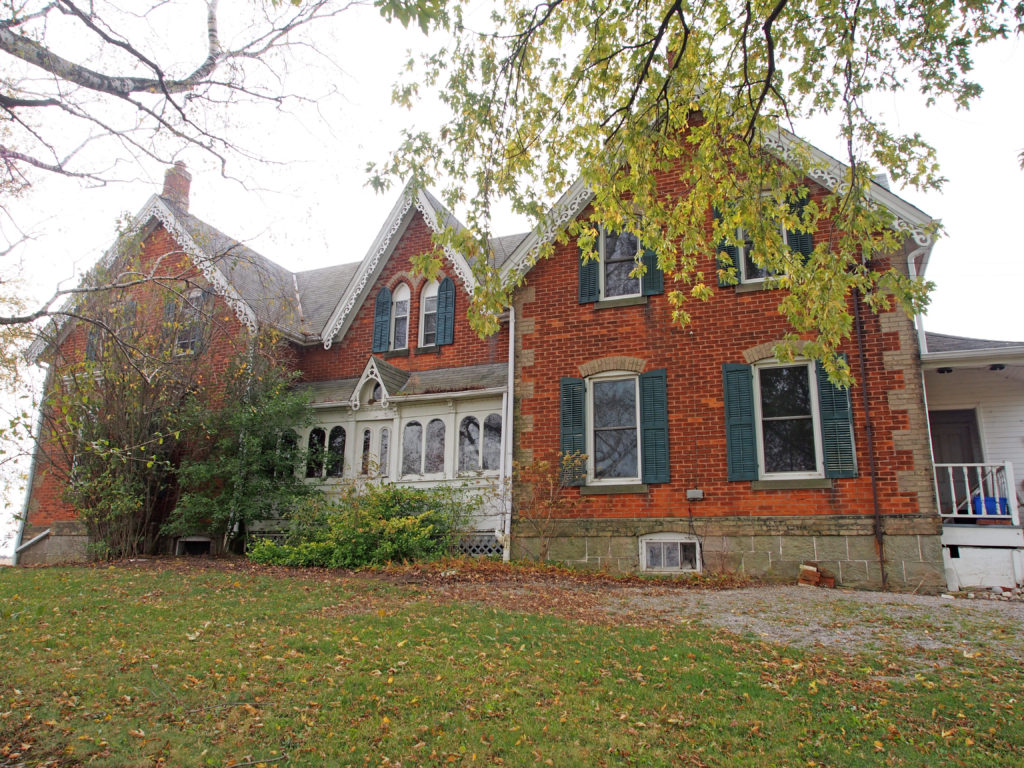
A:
934,462,1021,527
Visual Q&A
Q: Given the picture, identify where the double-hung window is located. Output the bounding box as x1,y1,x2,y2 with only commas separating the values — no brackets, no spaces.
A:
723,359,856,481
589,376,640,481
715,198,815,286
560,369,669,487
578,228,663,303
602,230,642,298
373,277,455,353
391,284,410,350
420,280,438,347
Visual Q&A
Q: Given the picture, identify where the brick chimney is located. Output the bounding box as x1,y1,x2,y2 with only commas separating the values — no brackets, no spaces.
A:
161,161,191,212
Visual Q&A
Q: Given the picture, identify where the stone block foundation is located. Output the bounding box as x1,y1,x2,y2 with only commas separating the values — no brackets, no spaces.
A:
16,522,90,565
511,514,945,592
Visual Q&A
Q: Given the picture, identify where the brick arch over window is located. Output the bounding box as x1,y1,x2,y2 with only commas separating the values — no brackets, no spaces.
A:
742,340,810,364
578,356,646,378
386,270,428,292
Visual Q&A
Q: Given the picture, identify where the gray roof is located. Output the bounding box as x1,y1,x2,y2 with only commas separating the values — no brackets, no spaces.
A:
300,362,506,405
170,199,361,341
422,187,528,270
293,262,361,335
303,378,360,404
372,356,412,395
490,233,529,268
925,332,1024,353
403,362,507,395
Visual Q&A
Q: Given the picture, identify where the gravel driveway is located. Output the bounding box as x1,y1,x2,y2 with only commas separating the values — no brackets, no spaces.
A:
596,584,1024,657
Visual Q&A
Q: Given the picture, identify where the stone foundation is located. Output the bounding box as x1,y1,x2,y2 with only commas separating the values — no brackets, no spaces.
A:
512,515,945,592
16,522,90,565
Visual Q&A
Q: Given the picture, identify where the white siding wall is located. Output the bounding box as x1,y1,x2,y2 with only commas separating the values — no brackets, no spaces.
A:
924,367,1024,502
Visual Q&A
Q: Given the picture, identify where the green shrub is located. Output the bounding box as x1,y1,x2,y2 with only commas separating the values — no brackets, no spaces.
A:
247,483,478,568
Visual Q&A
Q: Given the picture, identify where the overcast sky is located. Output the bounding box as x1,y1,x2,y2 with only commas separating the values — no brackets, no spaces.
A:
2,8,1022,558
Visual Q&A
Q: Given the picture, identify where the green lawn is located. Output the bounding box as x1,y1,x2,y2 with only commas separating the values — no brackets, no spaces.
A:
1,563,1020,767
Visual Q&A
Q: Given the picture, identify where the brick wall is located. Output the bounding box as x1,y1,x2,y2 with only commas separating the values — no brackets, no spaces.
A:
297,213,508,382
511,180,940,586
25,223,251,531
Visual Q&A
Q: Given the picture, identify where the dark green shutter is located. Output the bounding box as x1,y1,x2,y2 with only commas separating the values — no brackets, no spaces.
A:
436,276,455,346
640,248,664,296
722,363,758,481
639,369,669,484
161,297,176,343
786,196,814,259
578,246,599,304
816,360,857,478
713,207,738,287
559,377,586,486
85,327,101,361
195,288,214,355
372,287,392,353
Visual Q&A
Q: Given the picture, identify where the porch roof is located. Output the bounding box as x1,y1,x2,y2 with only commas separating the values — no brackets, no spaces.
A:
922,332,1024,368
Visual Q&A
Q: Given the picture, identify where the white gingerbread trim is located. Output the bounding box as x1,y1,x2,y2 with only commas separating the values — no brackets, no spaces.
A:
499,176,594,281
412,189,478,292
499,131,937,284
349,357,391,411
25,194,259,364
320,191,414,349
764,128,937,248
145,198,259,333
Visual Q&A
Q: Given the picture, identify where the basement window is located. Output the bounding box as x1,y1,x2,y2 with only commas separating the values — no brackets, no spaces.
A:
639,533,700,573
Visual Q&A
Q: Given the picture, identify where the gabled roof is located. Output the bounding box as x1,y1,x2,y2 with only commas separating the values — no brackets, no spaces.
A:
26,193,374,362
319,183,480,349
26,194,265,363
498,128,938,281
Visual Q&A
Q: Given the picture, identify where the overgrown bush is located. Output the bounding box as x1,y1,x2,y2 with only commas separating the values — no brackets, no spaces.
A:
247,483,477,568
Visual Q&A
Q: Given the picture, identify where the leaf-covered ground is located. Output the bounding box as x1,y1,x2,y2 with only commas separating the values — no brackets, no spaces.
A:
1,558,1021,767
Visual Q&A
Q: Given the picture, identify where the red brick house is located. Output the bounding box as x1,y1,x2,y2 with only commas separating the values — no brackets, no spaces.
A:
16,150,955,589
18,163,515,563
499,138,944,590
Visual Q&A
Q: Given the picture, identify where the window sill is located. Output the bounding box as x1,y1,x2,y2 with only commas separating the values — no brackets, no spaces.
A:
581,483,649,495
751,478,833,490
735,282,768,294
414,345,440,355
382,348,409,359
595,295,647,309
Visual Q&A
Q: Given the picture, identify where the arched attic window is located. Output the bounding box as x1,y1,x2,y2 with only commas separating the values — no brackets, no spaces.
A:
420,280,439,347
391,283,410,350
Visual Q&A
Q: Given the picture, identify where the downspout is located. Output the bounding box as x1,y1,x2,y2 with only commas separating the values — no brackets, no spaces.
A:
12,363,52,566
500,306,515,561
906,246,930,357
907,245,943,548
852,289,888,590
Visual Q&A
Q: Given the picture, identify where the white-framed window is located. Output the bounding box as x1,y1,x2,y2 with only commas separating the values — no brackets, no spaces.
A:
586,374,641,483
735,223,787,284
359,428,372,475
753,361,823,478
401,418,446,476
458,413,502,473
419,280,438,347
600,229,642,299
175,287,210,354
378,427,390,477
326,426,346,478
640,533,701,573
306,427,326,478
391,283,410,350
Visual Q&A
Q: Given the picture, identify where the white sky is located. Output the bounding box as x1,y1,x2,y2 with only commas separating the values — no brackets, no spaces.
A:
2,8,1022,559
